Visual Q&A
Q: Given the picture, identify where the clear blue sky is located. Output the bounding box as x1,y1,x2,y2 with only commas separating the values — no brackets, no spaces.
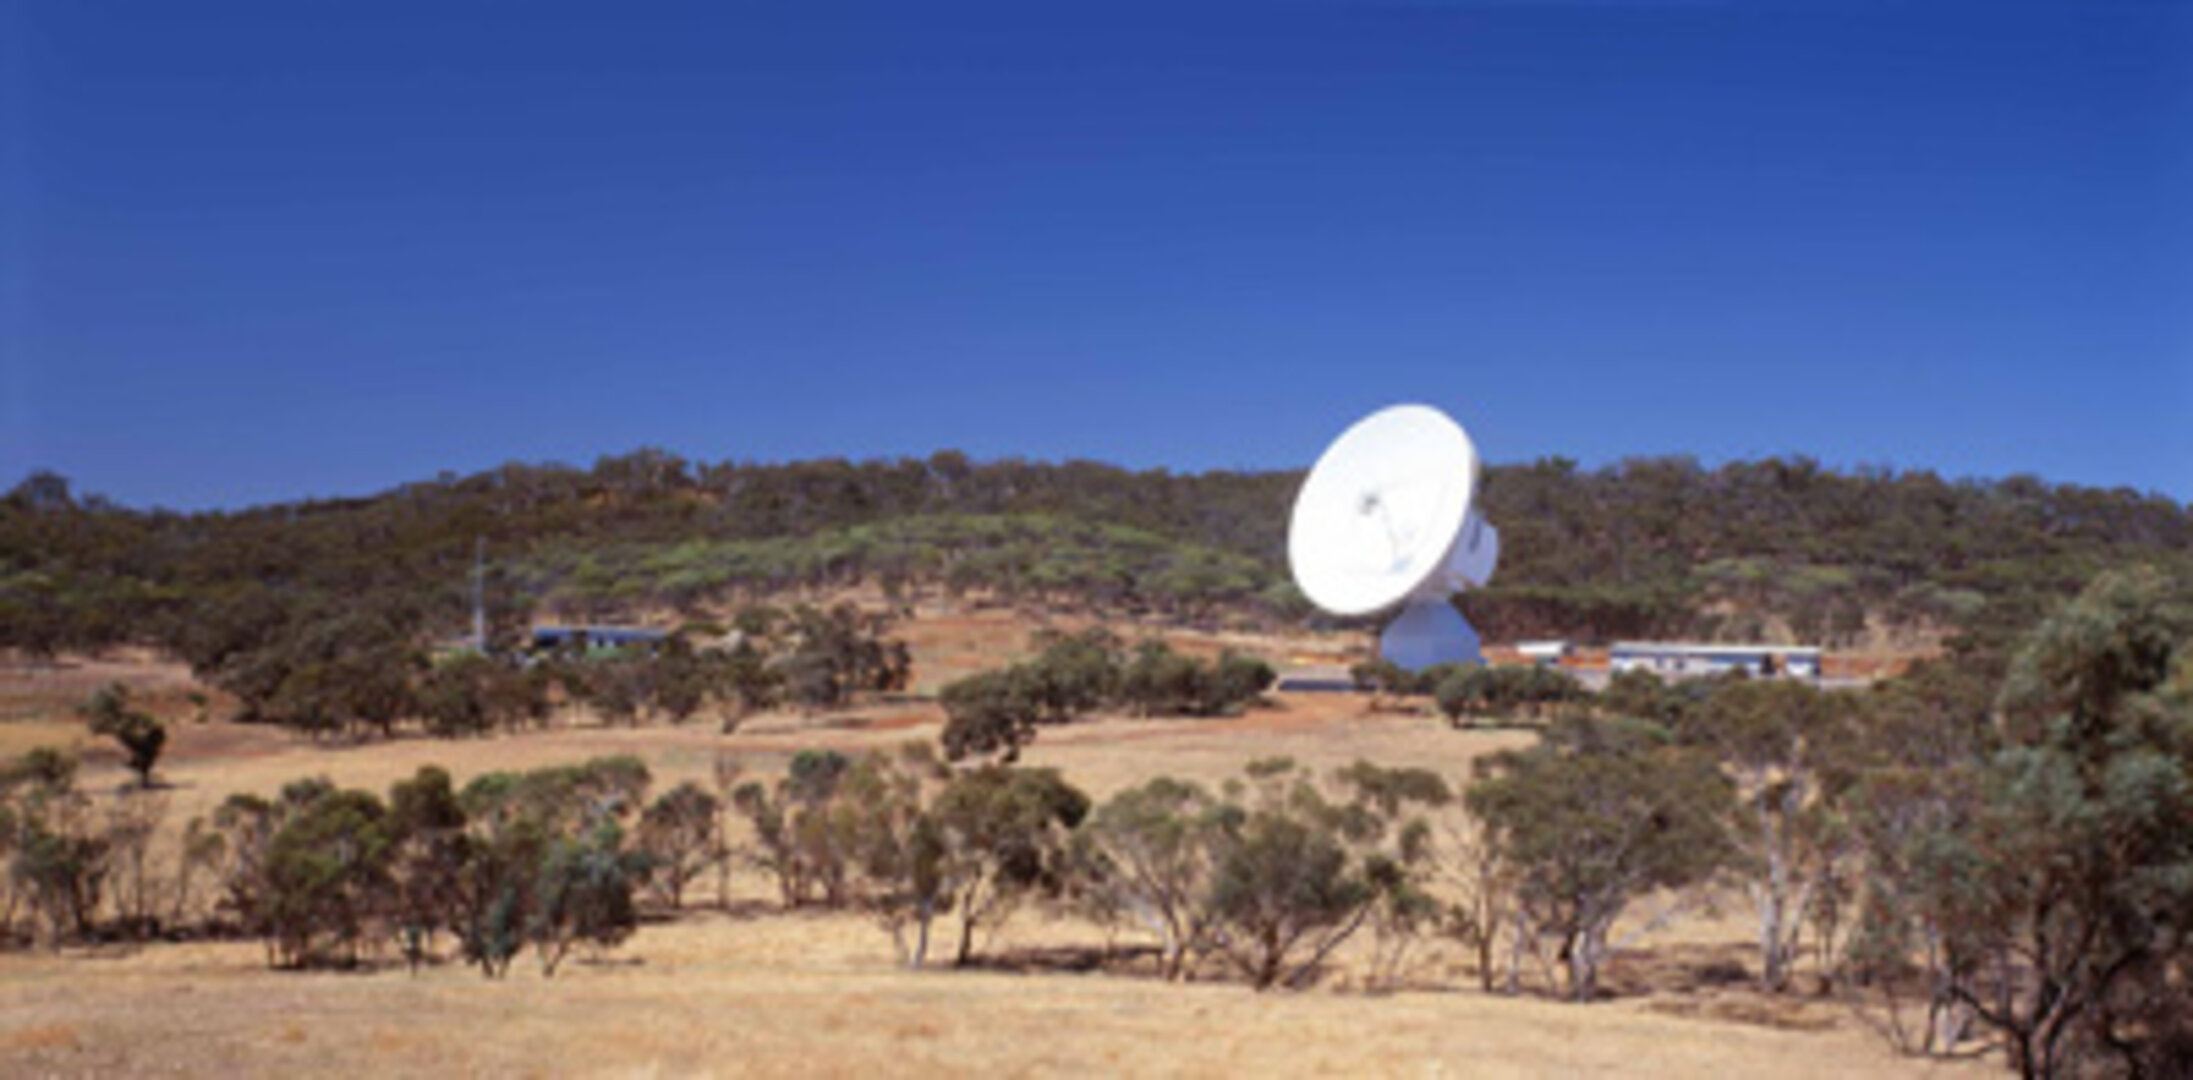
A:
5,1,2189,510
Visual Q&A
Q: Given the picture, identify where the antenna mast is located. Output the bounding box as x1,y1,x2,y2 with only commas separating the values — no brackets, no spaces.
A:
472,535,486,652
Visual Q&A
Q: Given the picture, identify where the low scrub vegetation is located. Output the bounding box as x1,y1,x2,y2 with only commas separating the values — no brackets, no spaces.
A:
524,512,1290,624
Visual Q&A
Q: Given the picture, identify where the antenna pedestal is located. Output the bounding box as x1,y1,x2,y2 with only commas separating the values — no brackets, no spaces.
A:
1379,594,1484,671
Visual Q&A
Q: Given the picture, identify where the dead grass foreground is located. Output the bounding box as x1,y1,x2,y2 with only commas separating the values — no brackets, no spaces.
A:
0,913,1990,1079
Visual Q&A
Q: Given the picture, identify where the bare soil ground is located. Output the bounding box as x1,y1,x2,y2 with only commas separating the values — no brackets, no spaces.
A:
0,616,1984,1078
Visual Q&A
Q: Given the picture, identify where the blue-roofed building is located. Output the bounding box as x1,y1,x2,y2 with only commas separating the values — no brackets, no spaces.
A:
529,625,668,655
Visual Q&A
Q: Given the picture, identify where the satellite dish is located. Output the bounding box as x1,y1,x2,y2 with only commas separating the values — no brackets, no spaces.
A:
1288,404,1500,670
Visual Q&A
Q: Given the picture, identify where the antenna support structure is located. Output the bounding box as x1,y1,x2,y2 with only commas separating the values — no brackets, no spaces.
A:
1287,404,1500,671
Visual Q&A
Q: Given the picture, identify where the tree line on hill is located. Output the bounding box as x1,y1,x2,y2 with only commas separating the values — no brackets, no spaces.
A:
5,450,2190,675
223,601,905,743
47,602,910,758
8,565,2182,1077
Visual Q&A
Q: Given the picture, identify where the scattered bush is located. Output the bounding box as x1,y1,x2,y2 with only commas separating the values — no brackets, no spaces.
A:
184,757,656,975
79,683,166,788
731,749,858,907
939,668,1045,765
528,817,649,976
419,653,549,737
940,633,1275,763
1432,665,1588,726
637,782,721,910
261,787,395,968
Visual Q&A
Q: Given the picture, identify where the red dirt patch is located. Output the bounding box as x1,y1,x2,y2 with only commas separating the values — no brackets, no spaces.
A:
861,711,938,733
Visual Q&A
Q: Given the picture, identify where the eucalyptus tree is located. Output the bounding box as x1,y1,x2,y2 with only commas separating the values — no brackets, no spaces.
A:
1677,677,1862,992
1890,568,2192,1078
637,782,721,910
1467,716,1736,1001
1073,776,1236,981
927,765,1090,967
1199,759,1413,992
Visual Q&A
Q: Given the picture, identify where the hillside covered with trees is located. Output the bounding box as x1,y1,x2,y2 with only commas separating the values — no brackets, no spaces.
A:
4,449,2189,669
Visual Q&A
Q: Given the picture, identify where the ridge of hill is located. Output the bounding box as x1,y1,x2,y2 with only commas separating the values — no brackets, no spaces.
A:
3,450,2189,659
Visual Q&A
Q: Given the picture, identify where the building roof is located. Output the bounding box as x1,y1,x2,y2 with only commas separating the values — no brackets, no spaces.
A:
1611,641,1820,656
531,625,667,643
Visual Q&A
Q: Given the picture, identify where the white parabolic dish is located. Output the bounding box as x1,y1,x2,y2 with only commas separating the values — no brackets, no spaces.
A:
1288,404,1488,617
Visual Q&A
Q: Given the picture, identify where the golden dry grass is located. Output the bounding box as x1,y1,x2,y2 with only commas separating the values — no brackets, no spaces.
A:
0,624,1989,1078
0,912,1990,1079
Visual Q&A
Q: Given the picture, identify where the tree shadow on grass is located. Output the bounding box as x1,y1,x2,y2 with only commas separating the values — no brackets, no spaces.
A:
636,897,790,929
1602,942,1756,998
957,943,1161,977
1605,943,1846,1034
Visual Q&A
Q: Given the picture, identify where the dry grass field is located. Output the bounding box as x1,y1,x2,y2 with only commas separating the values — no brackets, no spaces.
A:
0,919,1989,1078
0,615,1991,1078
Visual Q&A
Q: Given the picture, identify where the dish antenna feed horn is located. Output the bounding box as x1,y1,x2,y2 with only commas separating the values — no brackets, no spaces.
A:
1287,403,1500,671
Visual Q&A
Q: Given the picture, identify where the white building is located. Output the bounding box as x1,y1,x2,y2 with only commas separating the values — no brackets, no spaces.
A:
1610,641,1822,681
1514,640,1572,667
